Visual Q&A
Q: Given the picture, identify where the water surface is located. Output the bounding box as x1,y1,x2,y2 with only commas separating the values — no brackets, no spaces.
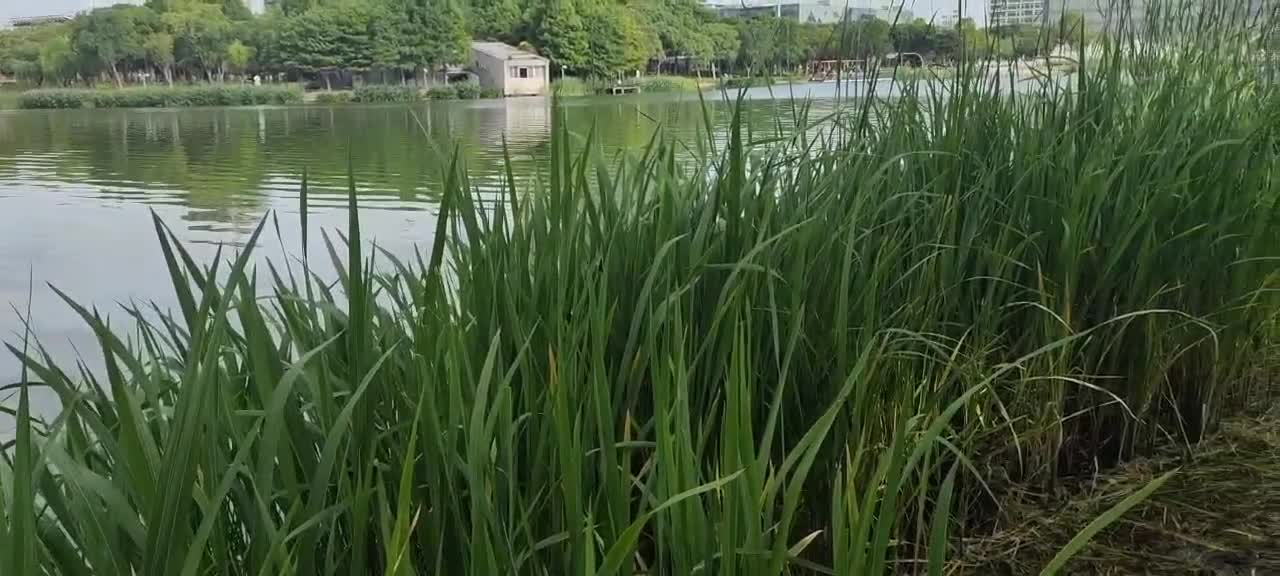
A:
0,88,871,410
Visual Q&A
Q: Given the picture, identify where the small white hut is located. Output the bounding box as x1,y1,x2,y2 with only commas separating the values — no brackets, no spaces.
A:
471,42,550,97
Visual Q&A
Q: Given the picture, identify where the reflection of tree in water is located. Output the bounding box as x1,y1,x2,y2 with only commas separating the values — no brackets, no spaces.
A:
0,112,95,184
0,96,812,231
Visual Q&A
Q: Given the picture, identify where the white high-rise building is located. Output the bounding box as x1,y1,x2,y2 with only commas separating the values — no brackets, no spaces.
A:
705,0,911,23
989,0,1044,27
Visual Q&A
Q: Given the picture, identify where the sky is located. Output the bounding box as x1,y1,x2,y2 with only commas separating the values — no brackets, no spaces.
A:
1,0,988,26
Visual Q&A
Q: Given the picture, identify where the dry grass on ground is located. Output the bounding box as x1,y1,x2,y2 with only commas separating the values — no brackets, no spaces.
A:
959,401,1280,575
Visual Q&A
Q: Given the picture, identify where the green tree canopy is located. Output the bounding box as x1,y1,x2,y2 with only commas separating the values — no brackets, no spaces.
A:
532,0,589,72
1,22,72,83
384,0,470,75
73,6,156,86
226,40,256,76
580,4,659,77
469,0,521,41
630,0,718,59
164,3,232,81
1,0,1012,85
144,32,176,84
38,36,76,85
222,0,253,20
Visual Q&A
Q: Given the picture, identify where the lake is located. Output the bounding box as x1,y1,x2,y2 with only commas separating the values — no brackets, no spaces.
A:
0,83,890,414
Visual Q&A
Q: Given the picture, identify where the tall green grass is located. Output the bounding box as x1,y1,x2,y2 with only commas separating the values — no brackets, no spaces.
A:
3,3,1280,574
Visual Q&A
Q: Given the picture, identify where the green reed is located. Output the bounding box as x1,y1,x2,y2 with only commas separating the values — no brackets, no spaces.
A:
3,2,1280,574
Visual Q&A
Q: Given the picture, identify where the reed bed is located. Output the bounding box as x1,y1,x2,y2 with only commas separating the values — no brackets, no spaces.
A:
3,3,1280,574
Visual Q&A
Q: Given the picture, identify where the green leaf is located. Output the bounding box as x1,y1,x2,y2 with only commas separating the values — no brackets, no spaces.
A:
1040,470,1178,576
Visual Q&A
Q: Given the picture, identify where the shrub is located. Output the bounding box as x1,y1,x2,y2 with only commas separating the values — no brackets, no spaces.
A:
314,91,354,104
17,85,303,109
638,75,701,93
17,89,89,109
426,85,457,100
719,76,772,89
552,77,595,96
351,85,421,103
453,81,482,100
479,86,503,99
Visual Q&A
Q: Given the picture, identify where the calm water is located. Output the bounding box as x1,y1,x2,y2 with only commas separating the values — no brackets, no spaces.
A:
0,84,888,416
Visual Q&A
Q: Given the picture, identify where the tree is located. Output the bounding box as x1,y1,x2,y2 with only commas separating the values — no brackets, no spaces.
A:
72,6,154,87
706,21,739,70
772,18,808,68
890,18,933,55
1051,11,1089,46
579,5,658,78
241,11,284,74
847,17,891,60
385,0,470,81
581,8,626,78
631,0,717,59
164,4,233,81
737,17,778,74
469,0,520,41
1012,24,1045,57
38,36,75,85
533,0,589,72
931,26,961,60
144,32,176,85
279,0,317,17
620,7,662,73
1,22,73,83
276,7,347,85
226,40,255,80
955,18,991,60
415,0,470,71
222,0,253,21
276,3,381,87
366,5,403,75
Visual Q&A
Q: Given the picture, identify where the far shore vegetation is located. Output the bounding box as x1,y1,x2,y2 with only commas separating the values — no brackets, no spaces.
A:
0,0,1092,103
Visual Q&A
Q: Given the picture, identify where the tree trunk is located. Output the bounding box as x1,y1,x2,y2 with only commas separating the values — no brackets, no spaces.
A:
324,74,332,91
164,66,173,87
110,63,123,88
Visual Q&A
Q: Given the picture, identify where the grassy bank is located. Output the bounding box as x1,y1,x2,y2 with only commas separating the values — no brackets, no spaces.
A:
3,8,1279,576
553,75,707,96
330,82,501,104
963,403,1280,574
636,75,704,93
17,84,303,109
